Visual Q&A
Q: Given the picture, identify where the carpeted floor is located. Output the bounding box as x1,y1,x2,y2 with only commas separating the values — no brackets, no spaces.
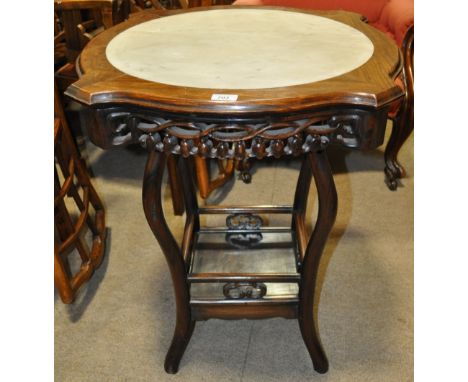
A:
55,124,413,382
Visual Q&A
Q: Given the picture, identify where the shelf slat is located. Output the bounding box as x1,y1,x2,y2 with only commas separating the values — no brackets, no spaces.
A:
188,272,300,283
199,205,293,214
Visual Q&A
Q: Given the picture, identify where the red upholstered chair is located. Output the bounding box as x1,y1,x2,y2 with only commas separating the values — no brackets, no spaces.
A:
234,0,414,190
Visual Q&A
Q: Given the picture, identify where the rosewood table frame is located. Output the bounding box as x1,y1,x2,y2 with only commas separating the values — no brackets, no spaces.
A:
77,103,391,373
143,148,337,373
65,6,404,374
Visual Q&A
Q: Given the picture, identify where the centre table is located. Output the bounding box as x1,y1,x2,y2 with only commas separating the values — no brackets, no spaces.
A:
65,6,403,374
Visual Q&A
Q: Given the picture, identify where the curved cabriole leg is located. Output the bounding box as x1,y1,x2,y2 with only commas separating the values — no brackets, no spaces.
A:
298,150,338,374
384,25,414,191
384,104,414,190
142,151,195,374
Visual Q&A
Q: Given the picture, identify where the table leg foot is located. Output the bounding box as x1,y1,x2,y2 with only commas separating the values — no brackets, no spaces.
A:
384,122,407,191
384,118,413,190
164,320,196,374
298,150,337,374
384,49,414,191
142,151,194,374
384,165,400,191
298,318,329,373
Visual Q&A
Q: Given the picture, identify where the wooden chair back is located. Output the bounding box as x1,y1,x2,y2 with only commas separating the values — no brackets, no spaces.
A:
54,83,108,303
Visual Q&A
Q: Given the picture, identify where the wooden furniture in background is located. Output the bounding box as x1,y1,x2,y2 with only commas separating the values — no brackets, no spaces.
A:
53,0,185,214
194,157,235,198
132,0,170,10
55,12,68,70
384,24,413,189
54,83,108,304
54,0,131,63
187,0,233,6
66,7,404,372
194,158,252,198
54,0,131,93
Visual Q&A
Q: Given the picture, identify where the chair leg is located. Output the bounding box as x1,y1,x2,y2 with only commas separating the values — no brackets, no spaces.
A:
54,248,75,304
194,156,235,198
384,106,413,190
384,25,414,191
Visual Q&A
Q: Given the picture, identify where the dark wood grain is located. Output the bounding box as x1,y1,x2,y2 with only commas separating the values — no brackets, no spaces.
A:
142,151,194,373
292,155,313,262
192,302,298,320
178,156,200,268
166,155,185,215
298,150,338,374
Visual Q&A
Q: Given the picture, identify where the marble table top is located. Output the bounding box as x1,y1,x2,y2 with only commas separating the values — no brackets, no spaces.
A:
105,8,374,90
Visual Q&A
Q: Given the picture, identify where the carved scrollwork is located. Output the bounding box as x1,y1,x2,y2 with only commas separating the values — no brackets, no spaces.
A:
89,107,383,156
223,282,267,299
225,214,263,249
106,111,132,146
328,115,361,148
134,118,333,159
226,214,263,230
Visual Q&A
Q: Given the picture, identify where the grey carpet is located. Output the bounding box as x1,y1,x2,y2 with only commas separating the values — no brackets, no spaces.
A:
55,124,413,382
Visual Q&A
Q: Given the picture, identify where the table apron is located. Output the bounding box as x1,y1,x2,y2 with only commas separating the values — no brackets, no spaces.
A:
82,105,389,157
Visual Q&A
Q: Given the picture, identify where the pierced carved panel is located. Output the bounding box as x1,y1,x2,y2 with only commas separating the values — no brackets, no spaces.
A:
226,214,263,230
85,106,388,155
223,282,267,299
225,214,263,249
134,116,334,159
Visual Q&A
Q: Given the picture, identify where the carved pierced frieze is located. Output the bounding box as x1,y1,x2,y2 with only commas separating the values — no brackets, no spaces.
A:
90,108,380,157
134,117,335,159
223,282,267,300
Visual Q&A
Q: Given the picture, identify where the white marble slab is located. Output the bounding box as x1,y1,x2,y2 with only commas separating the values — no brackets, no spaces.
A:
106,9,374,90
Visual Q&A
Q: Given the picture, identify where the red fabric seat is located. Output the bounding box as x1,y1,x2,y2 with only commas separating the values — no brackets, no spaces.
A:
233,0,413,47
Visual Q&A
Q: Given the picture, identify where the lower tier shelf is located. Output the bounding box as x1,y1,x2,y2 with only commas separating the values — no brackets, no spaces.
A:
188,229,300,303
